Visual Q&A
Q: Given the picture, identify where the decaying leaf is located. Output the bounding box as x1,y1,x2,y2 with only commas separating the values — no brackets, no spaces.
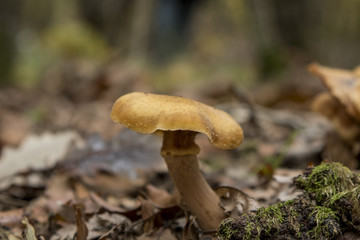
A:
309,63,360,120
144,184,176,208
90,192,127,212
215,186,260,218
309,63,360,168
137,228,178,240
0,227,21,240
311,92,360,142
22,217,38,240
98,222,128,240
0,209,24,230
182,213,199,240
0,131,83,187
309,63,360,142
73,204,88,240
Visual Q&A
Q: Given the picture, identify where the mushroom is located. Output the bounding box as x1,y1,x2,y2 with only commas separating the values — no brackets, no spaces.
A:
110,92,244,230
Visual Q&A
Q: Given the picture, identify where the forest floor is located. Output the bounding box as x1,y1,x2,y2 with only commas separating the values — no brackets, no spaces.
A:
1,62,360,239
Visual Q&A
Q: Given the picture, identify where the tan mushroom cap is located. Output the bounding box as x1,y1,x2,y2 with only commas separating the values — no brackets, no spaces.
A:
111,92,244,149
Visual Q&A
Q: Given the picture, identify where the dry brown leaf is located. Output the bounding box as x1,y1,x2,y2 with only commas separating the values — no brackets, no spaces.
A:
73,204,88,240
90,192,126,213
312,92,360,142
145,184,176,208
182,213,199,240
80,171,145,195
309,63,360,144
50,224,77,240
98,222,128,240
0,208,24,227
26,174,75,224
137,228,178,240
309,63,360,120
139,197,158,233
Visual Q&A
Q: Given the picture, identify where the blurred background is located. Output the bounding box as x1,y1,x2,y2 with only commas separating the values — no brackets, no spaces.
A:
1,0,360,147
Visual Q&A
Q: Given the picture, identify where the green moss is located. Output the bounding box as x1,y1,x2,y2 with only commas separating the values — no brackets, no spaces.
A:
218,163,360,239
244,221,260,240
218,196,342,240
308,206,339,239
256,204,284,233
218,162,360,239
331,185,360,216
218,218,240,240
295,162,355,206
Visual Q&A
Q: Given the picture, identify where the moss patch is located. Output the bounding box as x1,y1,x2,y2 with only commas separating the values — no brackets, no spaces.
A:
218,162,360,239
218,196,340,240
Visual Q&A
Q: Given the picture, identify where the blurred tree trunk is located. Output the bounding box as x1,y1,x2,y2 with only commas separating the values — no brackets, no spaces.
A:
0,0,21,85
128,0,156,64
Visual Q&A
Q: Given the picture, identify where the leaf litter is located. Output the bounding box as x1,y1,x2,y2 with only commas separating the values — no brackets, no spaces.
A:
1,63,360,239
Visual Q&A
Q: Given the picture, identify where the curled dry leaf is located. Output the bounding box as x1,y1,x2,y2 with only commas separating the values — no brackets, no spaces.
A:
309,63,360,120
309,63,360,143
312,91,360,143
215,186,260,218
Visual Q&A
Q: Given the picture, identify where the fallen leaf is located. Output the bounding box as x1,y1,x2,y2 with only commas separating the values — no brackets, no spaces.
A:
26,174,75,224
138,228,178,240
215,186,259,217
22,217,38,240
90,192,126,212
0,227,21,240
80,170,145,195
145,184,176,208
50,224,76,240
309,63,360,121
0,208,24,227
312,92,360,142
139,197,158,233
182,213,199,240
74,204,88,240
98,222,128,240
0,131,83,185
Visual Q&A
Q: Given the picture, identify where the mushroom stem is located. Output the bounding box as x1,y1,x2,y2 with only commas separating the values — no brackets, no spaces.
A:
161,131,225,230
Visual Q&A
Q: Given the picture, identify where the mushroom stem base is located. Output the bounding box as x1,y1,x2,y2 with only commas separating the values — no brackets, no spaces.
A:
164,154,225,231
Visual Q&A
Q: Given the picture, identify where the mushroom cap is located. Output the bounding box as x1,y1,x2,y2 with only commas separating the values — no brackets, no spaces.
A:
111,92,244,149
